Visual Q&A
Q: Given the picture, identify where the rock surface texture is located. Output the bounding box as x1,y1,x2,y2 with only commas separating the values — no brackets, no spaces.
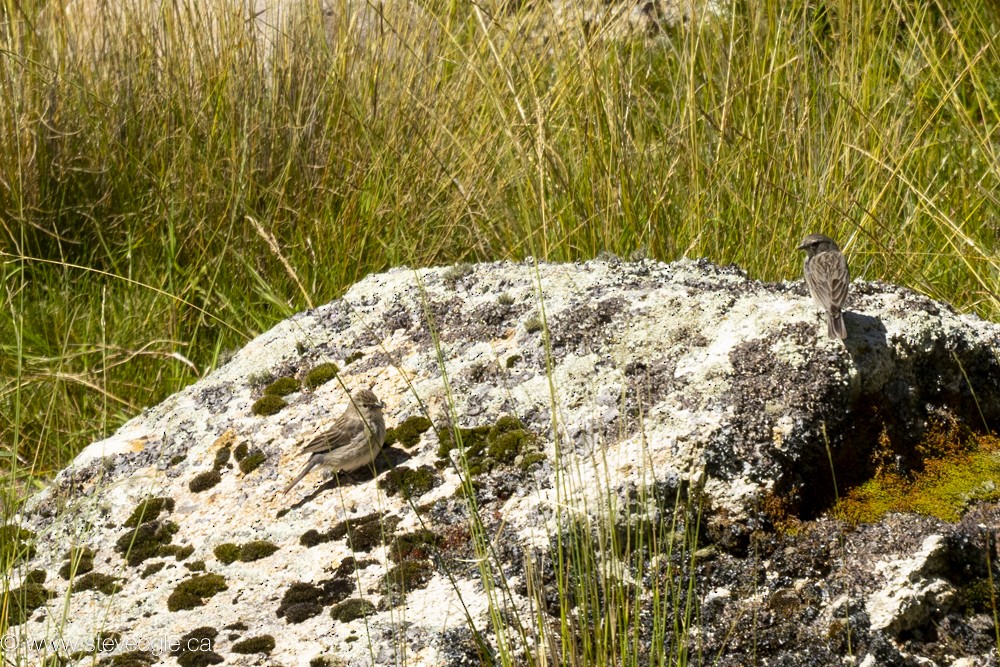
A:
6,258,1000,666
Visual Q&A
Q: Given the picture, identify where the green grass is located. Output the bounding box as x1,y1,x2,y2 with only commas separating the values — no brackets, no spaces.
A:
2,0,1000,662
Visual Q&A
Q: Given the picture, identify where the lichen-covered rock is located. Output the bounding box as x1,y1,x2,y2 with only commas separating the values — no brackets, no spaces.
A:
7,258,1000,665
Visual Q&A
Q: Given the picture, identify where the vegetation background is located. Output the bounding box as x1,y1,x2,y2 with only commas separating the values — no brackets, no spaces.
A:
2,0,999,496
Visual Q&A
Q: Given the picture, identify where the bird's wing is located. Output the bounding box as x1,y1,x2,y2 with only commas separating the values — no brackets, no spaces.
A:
809,252,849,310
300,421,361,455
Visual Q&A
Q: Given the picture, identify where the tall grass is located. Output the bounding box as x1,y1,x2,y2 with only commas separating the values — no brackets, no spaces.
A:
1,0,999,661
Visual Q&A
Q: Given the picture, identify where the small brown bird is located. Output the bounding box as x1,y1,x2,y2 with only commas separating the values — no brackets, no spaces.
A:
798,233,850,340
283,388,387,494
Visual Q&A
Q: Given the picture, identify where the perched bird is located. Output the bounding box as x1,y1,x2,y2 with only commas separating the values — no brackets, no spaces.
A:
283,388,386,494
798,233,850,340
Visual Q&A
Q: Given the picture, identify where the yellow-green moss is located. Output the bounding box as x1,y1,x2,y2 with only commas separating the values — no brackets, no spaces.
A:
832,434,1000,524
239,540,279,562
25,569,46,584
505,354,522,368
304,363,339,390
330,598,376,622
265,376,301,397
238,450,266,475
212,446,231,471
0,525,36,570
159,544,195,561
231,635,276,654
140,562,166,579
73,571,122,595
378,465,438,499
59,546,95,579
381,560,434,598
303,513,400,553
115,521,180,566
524,315,543,333
233,442,249,461
252,394,287,416
122,497,176,528
169,454,186,466
189,470,222,493
185,560,206,572
497,292,515,306
166,574,228,612
344,351,364,365
214,543,240,564
384,416,433,449
436,415,544,476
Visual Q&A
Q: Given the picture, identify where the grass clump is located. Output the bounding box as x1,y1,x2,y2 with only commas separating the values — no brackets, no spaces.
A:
524,316,544,334
384,416,433,448
166,574,229,612
304,363,339,390
231,635,276,654
252,395,287,416
189,470,222,492
264,376,300,397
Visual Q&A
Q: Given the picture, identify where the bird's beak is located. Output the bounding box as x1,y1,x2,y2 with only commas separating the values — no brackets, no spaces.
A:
796,241,808,251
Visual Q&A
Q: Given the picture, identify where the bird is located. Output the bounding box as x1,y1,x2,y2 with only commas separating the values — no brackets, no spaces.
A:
798,233,850,340
282,388,387,494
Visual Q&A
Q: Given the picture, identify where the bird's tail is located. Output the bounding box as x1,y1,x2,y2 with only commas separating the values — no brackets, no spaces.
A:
827,308,847,340
283,458,318,495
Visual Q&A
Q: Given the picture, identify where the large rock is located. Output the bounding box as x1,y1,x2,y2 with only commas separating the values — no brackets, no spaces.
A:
5,258,1000,665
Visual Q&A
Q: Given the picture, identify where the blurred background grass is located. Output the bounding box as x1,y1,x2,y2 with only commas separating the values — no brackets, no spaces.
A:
1,0,998,488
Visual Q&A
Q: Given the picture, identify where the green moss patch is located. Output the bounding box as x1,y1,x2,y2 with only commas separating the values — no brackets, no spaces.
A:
330,598,376,622
170,626,223,667
0,525,36,570
73,572,122,596
122,497,175,528
159,544,195,561
140,562,166,579
233,442,249,461
252,395,287,416
231,635,276,654
300,513,400,552
189,470,222,493
167,574,228,612
5,583,55,625
345,351,364,364
238,450,266,475
25,569,46,584
115,521,179,566
214,540,279,563
436,415,544,475
832,433,1000,524
276,578,354,624
185,560,206,572
265,376,301,397
378,465,439,500
304,363,339,390
384,416,433,449
59,546,95,579
390,530,443,563
381,560,434,604
100,650,156,666
212,446,231,471
332,557,377,578
505,354,522,368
